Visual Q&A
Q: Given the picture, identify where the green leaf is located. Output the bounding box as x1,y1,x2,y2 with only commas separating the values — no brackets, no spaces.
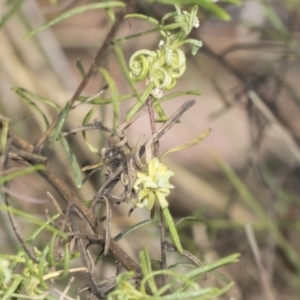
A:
0,120,9,154
262,3,287,34
151,0,236,21
159,283,235,299
0,0,24,29
113,219,157,242
175,216,200,227
182,253,240,281
154,90,202,105
114,28,159,44
139,247,158,295
11,87,60,111
38,246,49,290
152,0,240,4
162,127,211,157
0,165,45,185
57,243,70,279
125,13,159,26
24,2,126,39
126,80,155,121
13,88,50,128
7,214,60,275
212,152,268,222
49,101,71,148
114,42,143,107
77,93,134,105
48,233,58,267
213,152,300,269
163,207,184,254
218,0,241,4
82,107,100,154
76,59,86,79
1,274,23,300
27,214,60,245
198,1,231,21
0,205,67,239
98,68,119,133
59,136,82,189
106,8,116,22
95,220,157,264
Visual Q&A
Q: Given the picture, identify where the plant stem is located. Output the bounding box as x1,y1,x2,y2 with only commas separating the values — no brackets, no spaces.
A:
146,96,167,286
34,0,137,151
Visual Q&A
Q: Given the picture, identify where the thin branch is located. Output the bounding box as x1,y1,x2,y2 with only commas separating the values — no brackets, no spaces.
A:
34,0,137,151
2,140,38,263
146,95,167,285
8,128,141,274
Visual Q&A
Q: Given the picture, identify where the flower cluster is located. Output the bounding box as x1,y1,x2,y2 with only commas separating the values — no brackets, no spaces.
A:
129,47,186,91
133,158,174,210
128,6,202,94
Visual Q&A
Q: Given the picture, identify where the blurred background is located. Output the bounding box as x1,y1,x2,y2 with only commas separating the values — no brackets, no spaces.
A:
1,0,300,299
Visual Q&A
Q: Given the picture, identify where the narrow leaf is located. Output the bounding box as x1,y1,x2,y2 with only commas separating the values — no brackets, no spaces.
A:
198,1,231,21
263,3,287,34
75,85,109,107
82,107,100,154
0,120,9,154
125,14,159,26
9,214,60,273
1,274,23,300
212,152,268,221
154,90,202,105
0,165,45,185
59,136,82,189
113,219,157,242
95,220,155,264
76,59,86,79
38,246,49,290
163,207,184,253
0,205,67,239
114,42,142,106
152,1,232,20
24,2,125,39
98,68,119,133
12,87,60,111
139,247,158,295
162,127,211,157
49,101,71,148
77,93,134,105
126,81,155,121
48,233,58,267
57,243,70,279
0,0,24,29
213,152,300,269
184,253,240,281
13,88,50,127
216,0,241,3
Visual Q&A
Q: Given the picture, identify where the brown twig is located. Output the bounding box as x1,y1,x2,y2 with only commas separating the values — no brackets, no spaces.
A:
7,127,141,274
143,99,196,162
34,1,137,151
1,140,38,263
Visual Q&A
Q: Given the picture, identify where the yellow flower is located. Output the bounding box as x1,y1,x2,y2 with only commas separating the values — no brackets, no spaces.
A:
133,158,174,210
